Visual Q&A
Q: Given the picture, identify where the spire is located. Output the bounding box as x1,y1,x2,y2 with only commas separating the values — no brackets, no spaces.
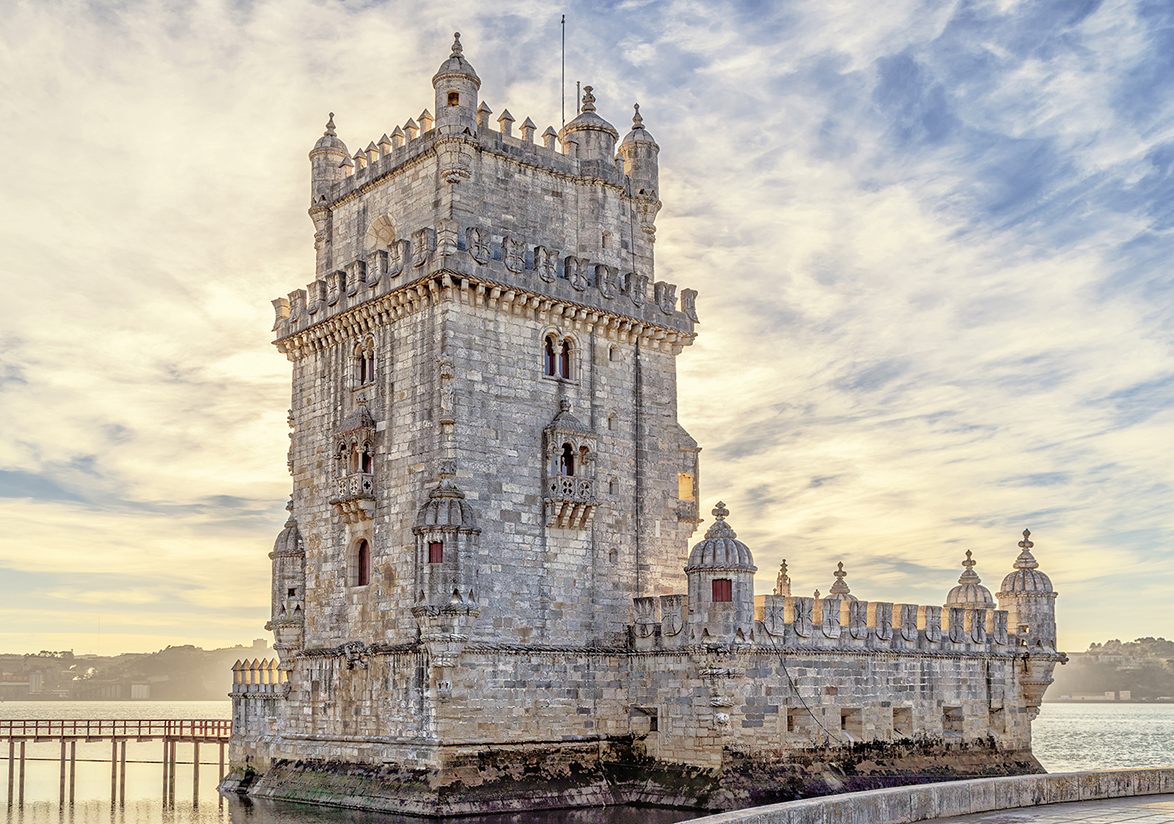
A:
324,113,336,136
631,103,644,130
774,560,791,597
581,85,596,113
958,549,982,585
450,32,463,58
1014,529,1039,570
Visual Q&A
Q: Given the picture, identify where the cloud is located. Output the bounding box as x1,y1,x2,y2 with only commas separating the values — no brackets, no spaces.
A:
0,0,1171,654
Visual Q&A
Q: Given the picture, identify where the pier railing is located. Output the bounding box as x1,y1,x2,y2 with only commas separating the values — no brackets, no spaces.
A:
0,719,231,741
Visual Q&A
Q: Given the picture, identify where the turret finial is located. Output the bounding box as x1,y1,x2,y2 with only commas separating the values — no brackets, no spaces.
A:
1018,529,1033,551
559,397,572,412
581,85,596,113
958,549,982,584
1013,528,1040,570
631,103,644,130
712,501,729,520
774,560,791,597
324,113,336,136
438,459,456,480
450,32,463,58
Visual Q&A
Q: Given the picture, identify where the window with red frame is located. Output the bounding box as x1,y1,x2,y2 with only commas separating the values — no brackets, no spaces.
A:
712,578,732,602
428,541,444,564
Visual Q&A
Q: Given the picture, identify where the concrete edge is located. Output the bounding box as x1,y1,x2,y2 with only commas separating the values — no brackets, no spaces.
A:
686,768,1174,824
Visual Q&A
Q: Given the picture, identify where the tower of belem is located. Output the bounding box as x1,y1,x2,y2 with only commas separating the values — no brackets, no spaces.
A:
226,36,1067,816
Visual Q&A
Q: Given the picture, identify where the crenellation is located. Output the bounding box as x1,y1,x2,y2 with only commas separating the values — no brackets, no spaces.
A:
229,34,1065,816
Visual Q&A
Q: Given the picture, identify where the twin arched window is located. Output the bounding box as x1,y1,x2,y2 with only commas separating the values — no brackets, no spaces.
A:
554,442,591,477
543,334,573,379
339,441,374,475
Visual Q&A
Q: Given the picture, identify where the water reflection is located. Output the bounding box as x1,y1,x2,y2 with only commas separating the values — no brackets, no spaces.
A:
2,797,698,824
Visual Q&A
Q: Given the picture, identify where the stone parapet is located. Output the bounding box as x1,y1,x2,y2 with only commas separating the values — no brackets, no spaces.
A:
684,769,1174,824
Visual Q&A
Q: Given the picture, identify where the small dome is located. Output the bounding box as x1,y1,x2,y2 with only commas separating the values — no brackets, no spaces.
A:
432,32,481,89
824,562,857,602
999,529,1054,593
946,550,995,607
337,397,376,434
562,86,619,140
272,513,303,557
620,104,657,148
313,113,348,155
414,462,478,532
686,502,756,571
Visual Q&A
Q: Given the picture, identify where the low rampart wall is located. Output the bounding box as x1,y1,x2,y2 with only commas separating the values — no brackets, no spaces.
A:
687,769,1174,824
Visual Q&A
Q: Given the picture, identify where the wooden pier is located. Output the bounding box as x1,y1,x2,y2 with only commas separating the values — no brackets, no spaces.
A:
2,718,231,808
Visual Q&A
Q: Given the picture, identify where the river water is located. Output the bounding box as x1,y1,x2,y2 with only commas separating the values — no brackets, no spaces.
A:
1,701,1171,823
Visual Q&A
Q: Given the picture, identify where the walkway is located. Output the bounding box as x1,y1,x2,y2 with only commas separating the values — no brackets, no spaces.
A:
933,794,1174,823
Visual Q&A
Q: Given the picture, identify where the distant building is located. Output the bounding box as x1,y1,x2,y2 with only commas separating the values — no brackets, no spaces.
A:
226,35,1067,816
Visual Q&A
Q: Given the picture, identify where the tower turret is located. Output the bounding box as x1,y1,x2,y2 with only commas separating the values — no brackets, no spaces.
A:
946,550,996,608
996,529,1056,650
309,113,348,205
265,507,306,658
432,32,480,135
685,502,757,644
617,104,661,238
561,86,619,162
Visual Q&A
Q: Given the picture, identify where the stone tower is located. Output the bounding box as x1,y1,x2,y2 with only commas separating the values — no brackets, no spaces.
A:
268,32,701,665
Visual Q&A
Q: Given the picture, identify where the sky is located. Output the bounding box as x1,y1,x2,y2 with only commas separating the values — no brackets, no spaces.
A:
0,0,1171,655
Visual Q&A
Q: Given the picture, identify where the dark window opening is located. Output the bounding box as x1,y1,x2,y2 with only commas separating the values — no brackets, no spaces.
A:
559,339,572,379
712,578,732,602
360,449,373,474
287,587,296,597
447,91,459,107
544,335,557,376
356,540,371,587
428,541,444,564
560,443,575,476
649,713,658,732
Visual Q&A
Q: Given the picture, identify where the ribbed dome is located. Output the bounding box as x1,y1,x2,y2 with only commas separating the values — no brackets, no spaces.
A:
563,86,619,140
999,529,1054,593
620,103,657,147
414,463,478,531
271,513,303,558
946,551,995,607
312,113,348,155
686,502,756,571
432,32,481,88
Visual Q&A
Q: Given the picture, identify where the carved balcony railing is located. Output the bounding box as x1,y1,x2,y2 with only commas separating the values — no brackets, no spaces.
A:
543,476,597,530
330,472,375,522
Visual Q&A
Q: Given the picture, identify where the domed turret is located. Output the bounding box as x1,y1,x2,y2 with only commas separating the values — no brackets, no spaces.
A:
617,104,661,236
823,562,858,602
309,113,349,205
686,502,757,644
997,529,1057,650
561,86,618,162
266,507,306,655
413,461,480,605
946,550,996,608
432,33,480,135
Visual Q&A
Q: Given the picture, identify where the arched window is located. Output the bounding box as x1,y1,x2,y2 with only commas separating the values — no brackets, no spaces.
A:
356,540,371,587
544,335,557,377
354,339,375,387
360,448,373,474
712,579,732,603
447,91,460,107
560,443,575,476
559,339,572,379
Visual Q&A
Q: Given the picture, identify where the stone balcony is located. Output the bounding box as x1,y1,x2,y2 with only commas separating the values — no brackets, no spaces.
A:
543,476,596,530
330,472,375,522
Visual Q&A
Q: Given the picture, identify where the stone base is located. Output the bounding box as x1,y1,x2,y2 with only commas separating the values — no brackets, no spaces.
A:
219,737,1044,817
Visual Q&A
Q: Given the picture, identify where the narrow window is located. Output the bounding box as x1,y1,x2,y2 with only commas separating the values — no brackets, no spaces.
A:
609,345,618,362
648,711,658,732
360,449,372,474
560,443,575,476
544,335,557,376
608,477,618,495
559,340,572,379
608,415,616,432
356,540,371,587
447,91,459,107
712,578,732,602
428,541,444,564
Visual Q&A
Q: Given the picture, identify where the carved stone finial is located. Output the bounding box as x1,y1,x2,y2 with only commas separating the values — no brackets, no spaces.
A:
1014,528,1040,570
324,113,336,136
813,589,820,600
581,85,596,113
958,549,982,585
712,501,729,520
438,460,456,480
285,496,294,514
450,32,463,57
632,103,644,130
829,561,853,597
559,397,572,413
774,560,791,597
356,393,368,407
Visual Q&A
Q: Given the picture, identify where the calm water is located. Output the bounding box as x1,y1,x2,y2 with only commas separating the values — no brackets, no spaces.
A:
2,701,1170,823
